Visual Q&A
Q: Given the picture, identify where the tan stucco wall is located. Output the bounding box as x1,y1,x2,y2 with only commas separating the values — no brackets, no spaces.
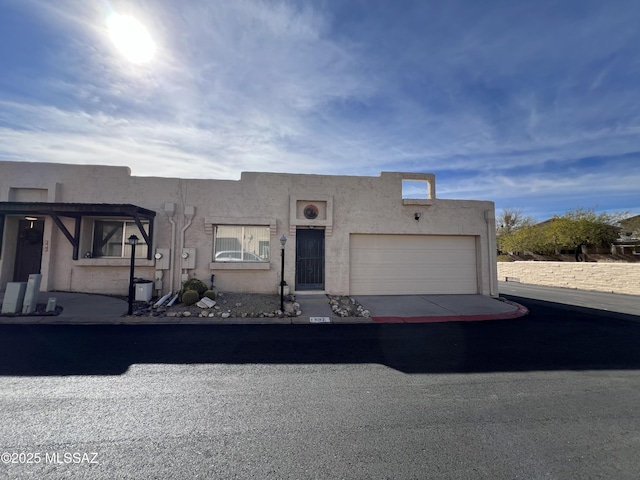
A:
497,261,640,295
1,161,497,296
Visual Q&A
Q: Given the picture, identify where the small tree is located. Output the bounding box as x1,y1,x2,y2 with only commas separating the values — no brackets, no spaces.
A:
496,208,535,237
498,207,625,259
545,208,623,260
499,224,551,255
497,208,536,254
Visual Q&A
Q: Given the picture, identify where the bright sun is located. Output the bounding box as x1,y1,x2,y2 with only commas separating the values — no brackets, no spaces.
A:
107,13,155,64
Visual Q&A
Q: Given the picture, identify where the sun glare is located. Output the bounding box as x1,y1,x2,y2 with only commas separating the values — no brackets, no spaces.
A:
107,13,155,64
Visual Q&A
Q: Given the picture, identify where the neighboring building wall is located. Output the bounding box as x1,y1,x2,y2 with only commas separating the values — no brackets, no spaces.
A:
497,261,640,296
1,161,497,296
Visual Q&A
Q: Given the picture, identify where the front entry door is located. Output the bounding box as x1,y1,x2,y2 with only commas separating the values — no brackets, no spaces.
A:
14,219,44,282
295,229,325,290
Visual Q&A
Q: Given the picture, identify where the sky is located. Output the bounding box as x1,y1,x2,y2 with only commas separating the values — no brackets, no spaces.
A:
1,0,639,221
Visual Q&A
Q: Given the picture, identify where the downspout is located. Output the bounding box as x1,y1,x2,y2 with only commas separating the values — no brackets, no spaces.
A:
485,210,498,297
180,205,196,279
165,203,177,294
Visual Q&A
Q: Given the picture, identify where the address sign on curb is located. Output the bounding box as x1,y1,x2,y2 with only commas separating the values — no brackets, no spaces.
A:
309,317,331,323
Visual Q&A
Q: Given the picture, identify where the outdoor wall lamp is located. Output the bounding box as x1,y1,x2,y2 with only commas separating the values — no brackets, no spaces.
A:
127,234,140,315
414,212,422,221
280,235,287,312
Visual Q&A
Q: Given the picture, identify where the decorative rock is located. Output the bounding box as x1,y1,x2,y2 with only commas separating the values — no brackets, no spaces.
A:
182,311,191,317
235,302,242,307
166,312,177,317
362,310,371,317
284,302,301,313
295,310,302,316
208,313,215,317
221,312,231,319
196,297,216,308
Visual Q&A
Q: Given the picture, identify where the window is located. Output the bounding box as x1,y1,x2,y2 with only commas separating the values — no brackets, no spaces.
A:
91,220,149,258
214,226,270,262
402,180,429,200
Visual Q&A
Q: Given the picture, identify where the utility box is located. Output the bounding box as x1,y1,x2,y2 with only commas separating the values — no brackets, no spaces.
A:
1,282,27,314
154,248,170,270
181,248,196,270
135,281,153,302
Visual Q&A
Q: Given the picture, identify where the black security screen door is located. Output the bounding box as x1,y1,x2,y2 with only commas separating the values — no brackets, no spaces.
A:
295,229,325,290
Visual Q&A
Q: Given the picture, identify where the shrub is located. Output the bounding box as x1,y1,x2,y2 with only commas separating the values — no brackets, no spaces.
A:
203,290,217,300
181,289,200,306
181,278,207,296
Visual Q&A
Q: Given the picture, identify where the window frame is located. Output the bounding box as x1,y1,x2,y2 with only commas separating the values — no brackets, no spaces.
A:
88,218,150,259
213,225,271,263
205,217,277,271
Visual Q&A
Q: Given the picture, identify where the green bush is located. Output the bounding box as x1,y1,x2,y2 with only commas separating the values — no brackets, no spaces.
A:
181,289,200,306
497,255,513,262
181,278,207,296
203,290,217,300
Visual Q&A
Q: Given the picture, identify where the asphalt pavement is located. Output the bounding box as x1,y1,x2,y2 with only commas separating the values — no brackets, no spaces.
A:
1,292,639,479
499,281,640,317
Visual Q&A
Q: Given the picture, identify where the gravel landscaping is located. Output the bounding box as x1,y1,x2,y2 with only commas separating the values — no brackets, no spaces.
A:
128,292,302,319
125,292,370,319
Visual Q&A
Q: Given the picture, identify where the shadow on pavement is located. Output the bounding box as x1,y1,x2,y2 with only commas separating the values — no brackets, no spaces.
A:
1,295,639,376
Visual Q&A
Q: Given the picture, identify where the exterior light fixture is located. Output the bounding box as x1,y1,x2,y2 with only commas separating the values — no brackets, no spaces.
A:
415,212,422,221
280,235,287,311
127,234,140,315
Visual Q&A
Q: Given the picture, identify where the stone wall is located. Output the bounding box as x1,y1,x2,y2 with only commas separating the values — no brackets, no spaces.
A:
497,261,640,295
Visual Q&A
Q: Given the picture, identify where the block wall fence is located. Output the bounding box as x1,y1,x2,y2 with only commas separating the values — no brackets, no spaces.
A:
497,261,640,296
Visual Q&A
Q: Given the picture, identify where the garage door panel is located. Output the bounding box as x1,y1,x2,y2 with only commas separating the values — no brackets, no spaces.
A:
349,234,478,295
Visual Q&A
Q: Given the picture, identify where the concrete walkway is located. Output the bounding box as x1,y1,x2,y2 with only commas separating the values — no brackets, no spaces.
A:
354,294,526,322
0,291,526,324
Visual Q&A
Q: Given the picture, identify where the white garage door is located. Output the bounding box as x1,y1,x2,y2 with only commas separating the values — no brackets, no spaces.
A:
349,234,478,295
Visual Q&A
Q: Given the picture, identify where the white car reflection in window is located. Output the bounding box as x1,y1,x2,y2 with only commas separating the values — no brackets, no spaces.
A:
215,251,264,262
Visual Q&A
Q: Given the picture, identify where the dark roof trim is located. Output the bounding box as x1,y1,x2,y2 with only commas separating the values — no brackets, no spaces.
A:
0,202,156,219
0,202,156,260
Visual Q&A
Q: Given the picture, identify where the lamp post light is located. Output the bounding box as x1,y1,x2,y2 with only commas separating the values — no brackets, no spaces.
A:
127,234,139,315
280,234,287,312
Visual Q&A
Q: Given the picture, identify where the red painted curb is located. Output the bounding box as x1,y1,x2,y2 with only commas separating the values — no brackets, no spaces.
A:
372,300,529,324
